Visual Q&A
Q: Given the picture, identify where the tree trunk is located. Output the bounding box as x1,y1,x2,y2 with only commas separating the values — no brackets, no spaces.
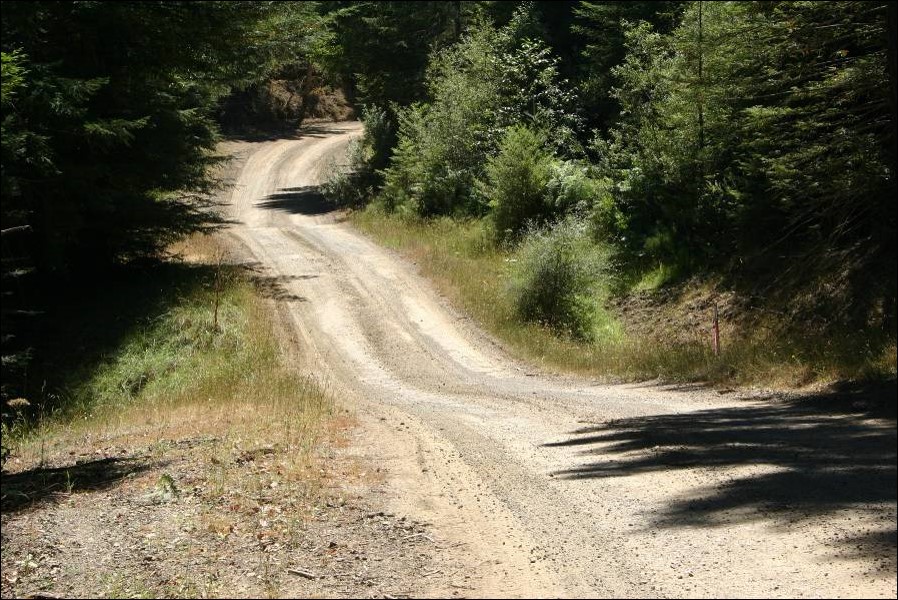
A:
887,1,897,178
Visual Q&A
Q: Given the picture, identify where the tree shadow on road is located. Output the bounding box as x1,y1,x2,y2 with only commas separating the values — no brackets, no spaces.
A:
248,272,313,302
256,186,336,216
223,123,352,142
1,457,153,513
543,381,896,564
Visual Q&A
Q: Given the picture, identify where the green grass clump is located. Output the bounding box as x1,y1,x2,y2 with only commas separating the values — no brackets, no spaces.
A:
2,248,331,466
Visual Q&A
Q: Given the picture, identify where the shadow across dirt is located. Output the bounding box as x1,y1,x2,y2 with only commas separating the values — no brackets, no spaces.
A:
223,128,303,143
250,273,314,302
299,124,355,138
1,457,152,512
544,383,897,561
224,123,353,143
237,262,316,303
256,186,336,216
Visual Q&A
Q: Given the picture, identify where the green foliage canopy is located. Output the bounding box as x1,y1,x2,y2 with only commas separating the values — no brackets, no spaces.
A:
379,8,581,217
0,1,322,271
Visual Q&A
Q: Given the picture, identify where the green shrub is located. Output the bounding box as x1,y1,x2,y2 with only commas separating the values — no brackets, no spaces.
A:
546,160,609,217
589,178,626,242
485,125,554,241
508,217,612,340
358,104,394,173
484,127,609,243
378,26,502,216
378,8,580,218
320,151,371,207
321,106,393,207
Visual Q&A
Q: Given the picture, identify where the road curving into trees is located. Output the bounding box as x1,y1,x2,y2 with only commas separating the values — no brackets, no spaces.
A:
223,122,896,599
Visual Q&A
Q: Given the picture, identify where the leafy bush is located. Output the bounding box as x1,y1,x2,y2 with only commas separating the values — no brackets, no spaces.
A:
320,144,371,208
546,160,608,218
321,105,393,207
484,125,608,242
360,104,396,173
485,125,554,241
379,6,580,218
508,218,612,340
588,177,625,243
379,28,503,216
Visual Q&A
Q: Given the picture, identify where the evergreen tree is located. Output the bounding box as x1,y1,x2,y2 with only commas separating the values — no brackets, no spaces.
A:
573,1,683,132
0,1,319,272
596,1,895,325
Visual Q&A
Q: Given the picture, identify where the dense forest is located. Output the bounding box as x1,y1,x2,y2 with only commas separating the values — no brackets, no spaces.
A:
2,1,896,424
325,1,896,338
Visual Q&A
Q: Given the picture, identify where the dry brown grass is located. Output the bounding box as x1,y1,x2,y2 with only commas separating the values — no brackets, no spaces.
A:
6,231,336,512
350,208,897,387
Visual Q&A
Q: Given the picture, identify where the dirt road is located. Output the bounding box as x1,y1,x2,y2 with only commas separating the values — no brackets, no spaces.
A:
224,122,896,598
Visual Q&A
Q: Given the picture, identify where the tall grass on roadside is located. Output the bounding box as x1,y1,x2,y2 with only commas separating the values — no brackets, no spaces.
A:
351,206,897,387
2,235,332,490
